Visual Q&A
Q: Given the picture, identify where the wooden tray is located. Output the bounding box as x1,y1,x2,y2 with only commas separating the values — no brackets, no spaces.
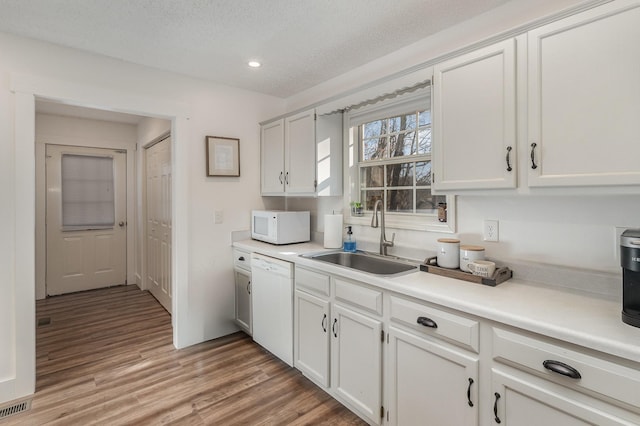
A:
419,256,512,287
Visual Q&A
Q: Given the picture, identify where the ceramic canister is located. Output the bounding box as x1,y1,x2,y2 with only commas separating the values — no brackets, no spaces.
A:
459,245,486,272
437,238,460,269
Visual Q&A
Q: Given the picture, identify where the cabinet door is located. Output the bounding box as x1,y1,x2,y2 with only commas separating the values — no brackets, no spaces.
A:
492,369,640,425
261,119,285,195
433,38,517,190
294,290,330,387
285,109,317,195
527,1,640,187
234,269,252,335
387,327,478,426
331,303,383,425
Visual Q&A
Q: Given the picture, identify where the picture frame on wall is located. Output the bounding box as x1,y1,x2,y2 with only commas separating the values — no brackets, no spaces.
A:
206,136,240,177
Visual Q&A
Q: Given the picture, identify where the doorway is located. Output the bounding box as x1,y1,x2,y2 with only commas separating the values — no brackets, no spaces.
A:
45,144,127,295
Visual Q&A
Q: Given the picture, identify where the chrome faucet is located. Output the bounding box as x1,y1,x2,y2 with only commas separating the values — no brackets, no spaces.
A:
371,199,395,256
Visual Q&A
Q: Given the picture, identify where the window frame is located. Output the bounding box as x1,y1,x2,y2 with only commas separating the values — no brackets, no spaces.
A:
343,88,456,233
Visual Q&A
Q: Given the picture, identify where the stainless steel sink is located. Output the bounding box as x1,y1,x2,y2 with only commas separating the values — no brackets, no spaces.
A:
302,251,418,276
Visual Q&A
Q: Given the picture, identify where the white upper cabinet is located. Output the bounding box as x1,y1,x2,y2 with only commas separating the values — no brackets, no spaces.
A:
433,38,517,190
260,118,286,194
285,109,317,195
261,109,343,196
527,0,640,187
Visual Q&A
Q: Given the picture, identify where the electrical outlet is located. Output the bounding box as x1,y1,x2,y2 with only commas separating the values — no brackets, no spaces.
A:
214,210,223,224
484,220,499,242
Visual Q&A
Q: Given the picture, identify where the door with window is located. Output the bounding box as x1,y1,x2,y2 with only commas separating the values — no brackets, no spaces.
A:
46,145,127,296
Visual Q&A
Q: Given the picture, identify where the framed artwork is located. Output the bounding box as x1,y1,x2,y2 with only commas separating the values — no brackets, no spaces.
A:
206,136,240,177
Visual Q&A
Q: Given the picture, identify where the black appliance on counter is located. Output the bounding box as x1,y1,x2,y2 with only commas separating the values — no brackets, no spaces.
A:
621,229,640,327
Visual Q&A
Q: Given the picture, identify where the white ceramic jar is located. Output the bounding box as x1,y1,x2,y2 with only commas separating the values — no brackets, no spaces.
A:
437,238,460,269
459,245,486,272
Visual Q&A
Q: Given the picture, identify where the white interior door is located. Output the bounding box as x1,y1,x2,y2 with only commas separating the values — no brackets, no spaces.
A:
145,136,172,313
46,145,127,295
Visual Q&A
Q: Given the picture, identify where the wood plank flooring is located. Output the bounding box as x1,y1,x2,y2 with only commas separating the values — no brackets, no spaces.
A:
1,285,366,425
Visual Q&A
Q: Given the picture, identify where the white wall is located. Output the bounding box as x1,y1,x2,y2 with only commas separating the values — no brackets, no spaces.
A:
34,113,139,300
0,31,285,403
285,0,639,279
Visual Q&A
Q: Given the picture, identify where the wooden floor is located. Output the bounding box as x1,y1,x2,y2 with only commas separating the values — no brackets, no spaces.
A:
1,285,365,425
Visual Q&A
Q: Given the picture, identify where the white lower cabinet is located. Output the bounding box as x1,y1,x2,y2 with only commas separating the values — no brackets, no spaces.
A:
387,326,478,426
491,368,638,426
294,289,330,387
291,263,640,426
331,303,383,425
294,266,383,425
233,249,252,335
491,327,640,426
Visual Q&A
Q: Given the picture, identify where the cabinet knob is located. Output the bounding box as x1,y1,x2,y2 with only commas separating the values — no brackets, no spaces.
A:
238,256,245,261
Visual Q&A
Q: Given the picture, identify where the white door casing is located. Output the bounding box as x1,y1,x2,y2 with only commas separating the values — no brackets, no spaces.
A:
45,144,127,295
145,136,172,313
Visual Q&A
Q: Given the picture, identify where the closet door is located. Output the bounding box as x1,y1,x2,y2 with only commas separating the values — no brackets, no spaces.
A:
146,136,172,313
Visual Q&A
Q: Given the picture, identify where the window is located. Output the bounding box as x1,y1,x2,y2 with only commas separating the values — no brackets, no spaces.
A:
344,88,455,232
61,154,115,230
359,109,444,214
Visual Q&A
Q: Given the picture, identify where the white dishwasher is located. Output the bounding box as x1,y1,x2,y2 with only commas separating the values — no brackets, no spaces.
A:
251,253,294,366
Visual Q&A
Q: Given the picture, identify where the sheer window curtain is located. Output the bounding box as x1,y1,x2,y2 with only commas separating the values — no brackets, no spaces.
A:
61,154,115,229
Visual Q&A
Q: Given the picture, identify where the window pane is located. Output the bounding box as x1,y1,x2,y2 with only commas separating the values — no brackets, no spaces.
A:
418,110,431,126
363,120,386,139
362,165,384,187
415,161,432,185
61,154,115,227
363,190,383,211
417,190,446,213
363,137,387,161
387,189,413,212
386,162,413,187
417,128,432,154
389,132,417,158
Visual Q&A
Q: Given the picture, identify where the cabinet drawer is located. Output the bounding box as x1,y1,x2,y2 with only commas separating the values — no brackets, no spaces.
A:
493,327,640,409
295,267,330,298
233,249,251,271
334,277,382,316
390,296,479,353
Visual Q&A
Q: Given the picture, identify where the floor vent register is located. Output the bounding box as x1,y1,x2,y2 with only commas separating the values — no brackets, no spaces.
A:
0,399,32,420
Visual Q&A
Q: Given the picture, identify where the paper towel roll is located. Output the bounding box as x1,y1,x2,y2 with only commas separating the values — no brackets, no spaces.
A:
324,214,343,249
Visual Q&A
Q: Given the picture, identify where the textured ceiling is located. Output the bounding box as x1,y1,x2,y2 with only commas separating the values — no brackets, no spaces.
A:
0,0,511,98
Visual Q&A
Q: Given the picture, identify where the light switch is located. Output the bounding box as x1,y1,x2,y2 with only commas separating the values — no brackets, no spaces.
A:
215,210,223,224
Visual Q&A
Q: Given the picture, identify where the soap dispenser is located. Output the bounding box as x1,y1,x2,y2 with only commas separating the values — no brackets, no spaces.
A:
344,226,357,252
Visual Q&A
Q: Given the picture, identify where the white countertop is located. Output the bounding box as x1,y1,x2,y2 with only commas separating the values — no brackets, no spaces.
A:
233,239,640,364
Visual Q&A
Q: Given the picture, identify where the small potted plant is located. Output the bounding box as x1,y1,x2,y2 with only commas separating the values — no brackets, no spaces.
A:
350,201,364,216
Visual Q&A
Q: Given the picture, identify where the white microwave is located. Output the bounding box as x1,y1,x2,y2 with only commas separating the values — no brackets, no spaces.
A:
251,210,310,245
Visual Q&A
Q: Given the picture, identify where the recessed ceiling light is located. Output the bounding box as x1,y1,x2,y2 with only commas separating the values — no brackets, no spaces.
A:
248,61,262,68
